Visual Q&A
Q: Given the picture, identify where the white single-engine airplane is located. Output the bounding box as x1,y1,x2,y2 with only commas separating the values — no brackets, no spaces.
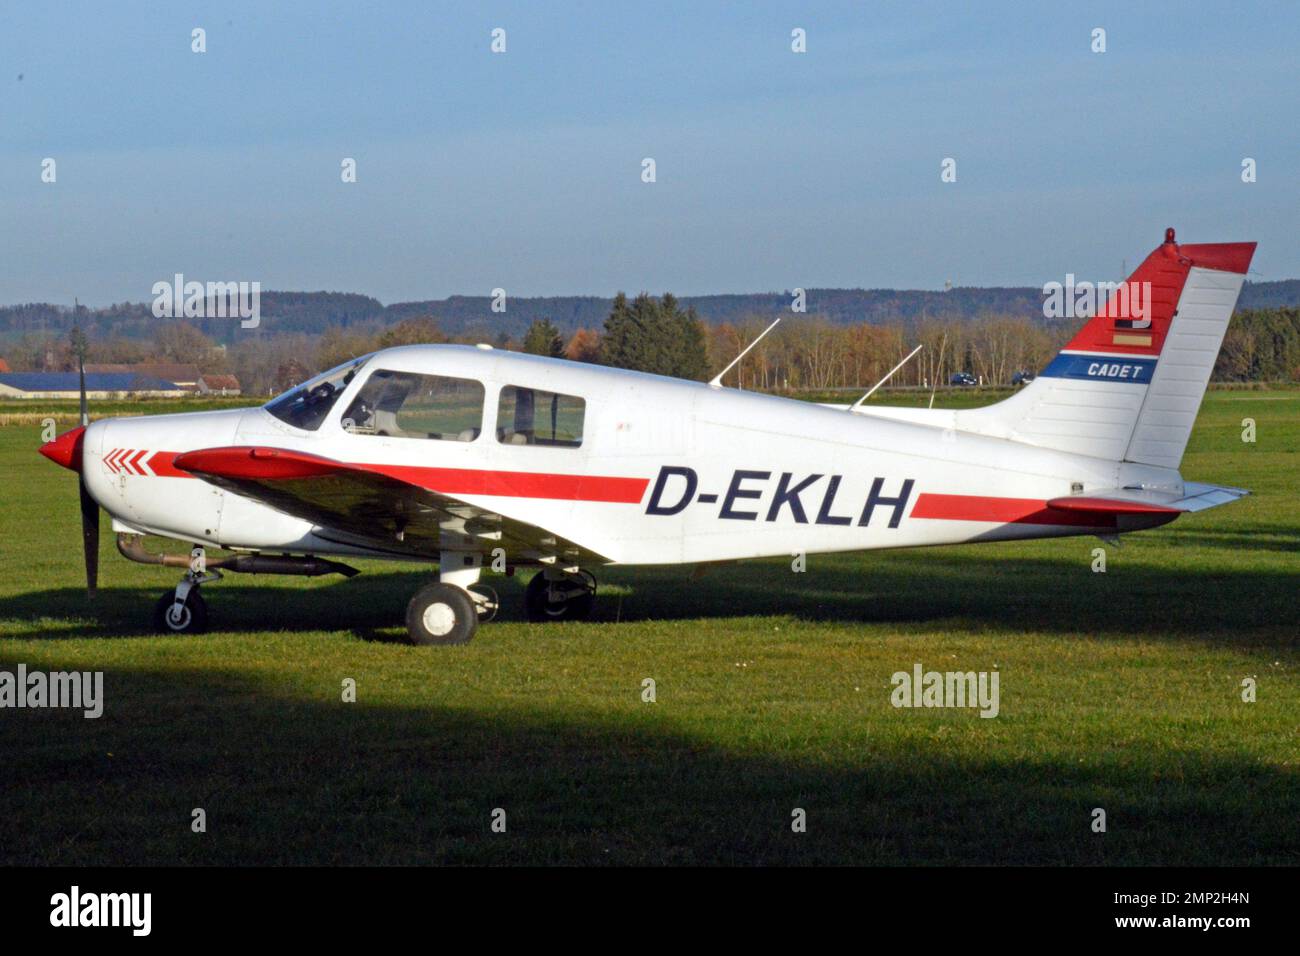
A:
41,230,1255,645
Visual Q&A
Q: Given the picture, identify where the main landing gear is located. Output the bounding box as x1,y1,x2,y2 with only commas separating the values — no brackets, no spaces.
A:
405,550,501,646
403,555,596,644
524,568,596,623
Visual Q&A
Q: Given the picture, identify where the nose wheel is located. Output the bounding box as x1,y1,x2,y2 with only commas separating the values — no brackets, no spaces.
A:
152,568,221,634
152,583,210,634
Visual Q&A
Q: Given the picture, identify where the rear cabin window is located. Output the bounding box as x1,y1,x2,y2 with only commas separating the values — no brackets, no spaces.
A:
496,386,585,448
341,370,484,441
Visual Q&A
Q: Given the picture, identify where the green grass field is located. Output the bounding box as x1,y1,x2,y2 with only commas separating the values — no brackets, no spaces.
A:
1,390,1296,865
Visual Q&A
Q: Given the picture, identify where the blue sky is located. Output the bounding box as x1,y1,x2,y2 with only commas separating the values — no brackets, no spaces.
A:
1,1,1296,305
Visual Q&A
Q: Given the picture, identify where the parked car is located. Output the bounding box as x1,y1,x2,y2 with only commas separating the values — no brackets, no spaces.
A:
950,371,978,387
1011,370,1037,386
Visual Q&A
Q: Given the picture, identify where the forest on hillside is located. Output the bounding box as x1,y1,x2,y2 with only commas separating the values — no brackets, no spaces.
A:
3,279,1298,344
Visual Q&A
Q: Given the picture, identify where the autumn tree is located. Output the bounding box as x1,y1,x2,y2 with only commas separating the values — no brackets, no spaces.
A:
317,325,376,369
564,328,601,362
273,359,312,394
376,316,446,349
153,321,216,365
230,333,319,395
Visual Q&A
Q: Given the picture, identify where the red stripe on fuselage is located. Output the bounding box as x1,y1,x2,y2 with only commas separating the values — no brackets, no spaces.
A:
910,493,1118,528
377,464,648,503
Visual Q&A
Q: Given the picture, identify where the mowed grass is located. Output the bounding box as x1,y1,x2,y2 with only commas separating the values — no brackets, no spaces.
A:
0,390,1296,866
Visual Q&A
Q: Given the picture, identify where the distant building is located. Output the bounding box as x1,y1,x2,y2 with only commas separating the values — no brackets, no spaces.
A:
85,363,202,390
0,372,187,399
197,374,241,396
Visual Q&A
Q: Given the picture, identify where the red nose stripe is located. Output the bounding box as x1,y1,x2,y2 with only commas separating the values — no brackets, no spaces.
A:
38,426,86,472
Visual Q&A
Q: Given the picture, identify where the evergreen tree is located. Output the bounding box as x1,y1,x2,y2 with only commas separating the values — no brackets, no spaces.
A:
600,292,637,369
522,318,564,357
670,303,709,381
600,291,710,380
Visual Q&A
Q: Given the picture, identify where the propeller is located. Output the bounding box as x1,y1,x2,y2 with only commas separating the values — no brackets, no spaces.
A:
38,324,98,598
79,473,99,598
73,323,97,598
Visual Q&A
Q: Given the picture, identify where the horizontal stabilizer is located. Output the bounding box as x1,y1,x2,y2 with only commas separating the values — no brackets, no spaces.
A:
1045,496,1181,516
1047,482,1249,516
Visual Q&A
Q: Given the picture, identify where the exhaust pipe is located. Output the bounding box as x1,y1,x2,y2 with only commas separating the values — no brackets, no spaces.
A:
116,534,360,577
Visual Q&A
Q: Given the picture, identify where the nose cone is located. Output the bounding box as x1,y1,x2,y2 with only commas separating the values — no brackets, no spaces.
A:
39,425,86,471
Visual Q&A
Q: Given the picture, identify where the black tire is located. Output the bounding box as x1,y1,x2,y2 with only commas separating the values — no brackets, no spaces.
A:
152,589,209,634
525,572,595,623
405,583,478,646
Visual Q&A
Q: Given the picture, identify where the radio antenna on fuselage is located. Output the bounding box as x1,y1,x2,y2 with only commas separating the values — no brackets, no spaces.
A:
848,344,923,413
708,316,782,389
928,334,948,409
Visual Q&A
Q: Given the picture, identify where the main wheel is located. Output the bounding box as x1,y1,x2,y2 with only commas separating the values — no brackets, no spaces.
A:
525,571,595,623
406,583,478,645
152,589,209,634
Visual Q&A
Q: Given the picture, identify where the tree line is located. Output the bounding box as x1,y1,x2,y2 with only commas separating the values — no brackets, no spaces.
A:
9,299,1300,395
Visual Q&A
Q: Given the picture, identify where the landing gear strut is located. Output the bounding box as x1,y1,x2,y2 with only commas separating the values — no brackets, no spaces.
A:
525,568,596,622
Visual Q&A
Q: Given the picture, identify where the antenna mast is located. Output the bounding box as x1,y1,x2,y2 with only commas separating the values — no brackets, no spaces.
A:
708,317,782,389
848,344,923,412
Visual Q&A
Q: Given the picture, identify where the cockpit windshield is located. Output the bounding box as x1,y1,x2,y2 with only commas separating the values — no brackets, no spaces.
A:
264,355,371,431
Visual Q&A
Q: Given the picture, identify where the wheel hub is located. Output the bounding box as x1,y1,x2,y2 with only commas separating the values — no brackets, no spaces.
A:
422,601,457,636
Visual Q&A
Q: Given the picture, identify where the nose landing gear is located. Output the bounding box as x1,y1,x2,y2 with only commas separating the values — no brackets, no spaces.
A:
152,570,220,634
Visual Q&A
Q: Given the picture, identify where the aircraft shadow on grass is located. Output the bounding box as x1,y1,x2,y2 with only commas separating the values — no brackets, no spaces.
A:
1162,529,1300,554
0,659,1295,866
2,548,1297,643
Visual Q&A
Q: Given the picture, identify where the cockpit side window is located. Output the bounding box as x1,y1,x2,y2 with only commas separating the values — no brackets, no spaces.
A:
496,386,585,447
264,356,369,432
341,370,484,441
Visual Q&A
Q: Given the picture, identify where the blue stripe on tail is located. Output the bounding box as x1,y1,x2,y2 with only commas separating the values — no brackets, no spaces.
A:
1041,353,1156,383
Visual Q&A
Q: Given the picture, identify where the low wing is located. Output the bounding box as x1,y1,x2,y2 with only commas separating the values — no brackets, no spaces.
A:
1046,482,1250,516
173,446,610,565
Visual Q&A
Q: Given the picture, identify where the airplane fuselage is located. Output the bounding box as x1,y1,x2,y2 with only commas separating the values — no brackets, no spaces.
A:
79,344,1182,566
